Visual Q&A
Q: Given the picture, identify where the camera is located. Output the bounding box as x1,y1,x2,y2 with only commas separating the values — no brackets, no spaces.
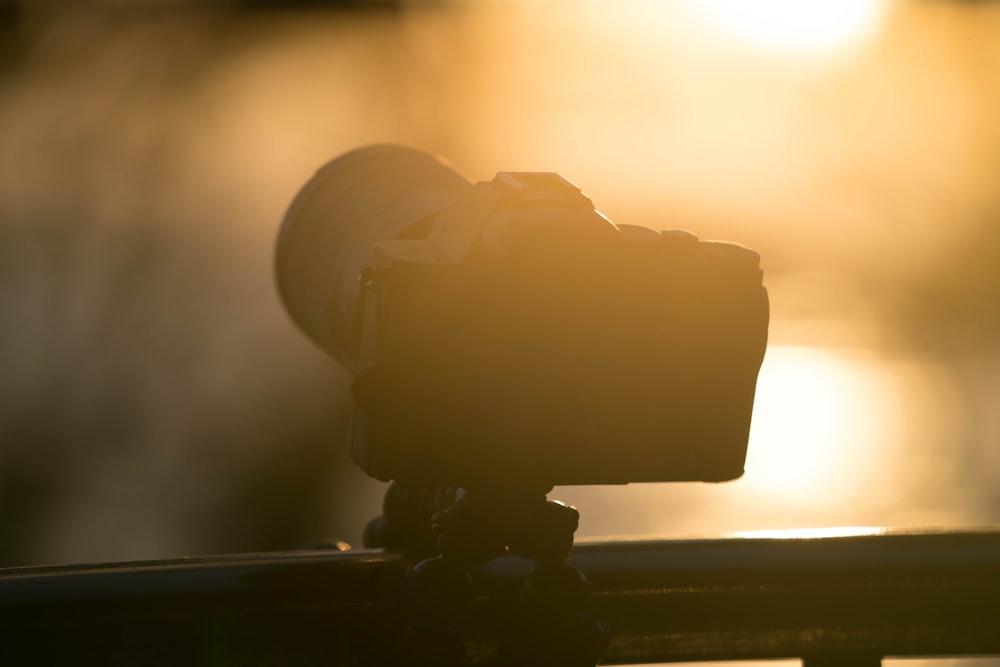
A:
276,145,768,490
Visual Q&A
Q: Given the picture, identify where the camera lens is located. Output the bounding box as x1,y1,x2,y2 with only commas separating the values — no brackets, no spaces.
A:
275,145,469,370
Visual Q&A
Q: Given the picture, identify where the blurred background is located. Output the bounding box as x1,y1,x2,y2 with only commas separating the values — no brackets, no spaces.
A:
1,0,999,599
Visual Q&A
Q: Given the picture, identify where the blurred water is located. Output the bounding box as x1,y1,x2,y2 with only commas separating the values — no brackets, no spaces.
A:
0,1,999,587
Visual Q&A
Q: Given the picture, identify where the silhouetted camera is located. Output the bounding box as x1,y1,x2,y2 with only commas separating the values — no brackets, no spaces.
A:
276,145,768,490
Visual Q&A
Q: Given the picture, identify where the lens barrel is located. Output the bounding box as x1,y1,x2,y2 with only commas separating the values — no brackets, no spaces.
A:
275,145,470,371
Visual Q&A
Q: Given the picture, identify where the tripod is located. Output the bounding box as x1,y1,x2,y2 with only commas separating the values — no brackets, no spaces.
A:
365,482,610,666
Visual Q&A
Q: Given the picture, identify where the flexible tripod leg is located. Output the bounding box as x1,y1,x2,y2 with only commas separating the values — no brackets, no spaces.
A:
501,499,610,667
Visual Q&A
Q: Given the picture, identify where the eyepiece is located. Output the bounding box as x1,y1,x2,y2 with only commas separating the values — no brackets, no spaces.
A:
275,145,470,370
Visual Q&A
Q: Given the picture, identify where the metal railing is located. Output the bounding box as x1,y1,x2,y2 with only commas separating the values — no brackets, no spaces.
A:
1,529,998,665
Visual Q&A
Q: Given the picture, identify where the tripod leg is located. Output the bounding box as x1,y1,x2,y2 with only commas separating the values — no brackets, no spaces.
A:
502,499,610,667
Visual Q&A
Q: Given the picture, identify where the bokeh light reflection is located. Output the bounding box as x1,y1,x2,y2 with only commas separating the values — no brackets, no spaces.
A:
743,345,903,500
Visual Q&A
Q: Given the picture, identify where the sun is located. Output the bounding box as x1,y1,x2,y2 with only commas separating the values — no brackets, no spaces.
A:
694,0,889,57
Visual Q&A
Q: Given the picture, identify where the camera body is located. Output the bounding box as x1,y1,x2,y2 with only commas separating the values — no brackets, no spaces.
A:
343,168,768,489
